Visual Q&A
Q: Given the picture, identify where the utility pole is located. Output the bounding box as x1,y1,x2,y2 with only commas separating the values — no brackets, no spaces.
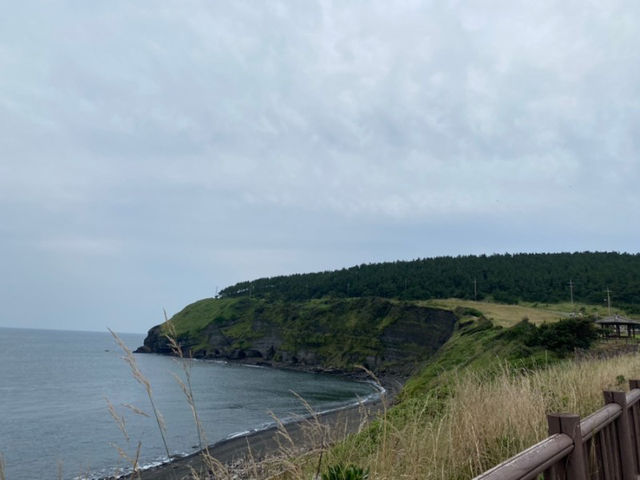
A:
568,280,574,307
473,278,477,301
606,288,612,316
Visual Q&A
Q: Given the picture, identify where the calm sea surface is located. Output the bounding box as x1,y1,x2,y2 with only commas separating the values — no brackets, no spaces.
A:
0,328,377,480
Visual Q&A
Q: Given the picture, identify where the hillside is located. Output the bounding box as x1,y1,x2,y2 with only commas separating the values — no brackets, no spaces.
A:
137,295,603,380
137,297,457,377
219,252,640,312
136,294,606,479
314,315,629,479
139,251,640,376
134,252,636,477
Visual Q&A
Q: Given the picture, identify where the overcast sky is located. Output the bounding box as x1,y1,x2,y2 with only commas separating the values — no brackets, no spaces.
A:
1,1,639,333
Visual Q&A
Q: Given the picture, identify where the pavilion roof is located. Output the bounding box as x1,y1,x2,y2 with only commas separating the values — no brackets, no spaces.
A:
595,314,640,326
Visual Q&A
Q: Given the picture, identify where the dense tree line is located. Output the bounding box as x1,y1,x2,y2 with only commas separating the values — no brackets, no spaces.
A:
218,252,640,311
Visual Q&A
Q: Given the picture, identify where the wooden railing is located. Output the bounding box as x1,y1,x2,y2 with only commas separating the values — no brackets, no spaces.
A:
473,379,640,480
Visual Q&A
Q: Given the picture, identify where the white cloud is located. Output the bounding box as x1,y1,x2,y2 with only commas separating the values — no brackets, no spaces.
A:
1,0,640,330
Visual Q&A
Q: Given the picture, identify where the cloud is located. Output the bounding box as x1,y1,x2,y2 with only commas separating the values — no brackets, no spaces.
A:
4,2,640,213
1,0,640,330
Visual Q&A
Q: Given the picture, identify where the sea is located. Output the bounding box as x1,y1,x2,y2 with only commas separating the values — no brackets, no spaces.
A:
0,327,378,480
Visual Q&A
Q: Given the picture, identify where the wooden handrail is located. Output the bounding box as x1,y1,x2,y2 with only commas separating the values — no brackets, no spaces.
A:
473,434,573,480
627,387,640,405
580,402,621,441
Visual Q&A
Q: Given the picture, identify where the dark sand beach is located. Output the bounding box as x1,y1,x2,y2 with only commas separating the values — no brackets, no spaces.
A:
132,395,385,480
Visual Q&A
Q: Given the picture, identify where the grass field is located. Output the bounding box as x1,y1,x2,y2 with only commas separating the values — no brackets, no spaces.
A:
420,298,635,327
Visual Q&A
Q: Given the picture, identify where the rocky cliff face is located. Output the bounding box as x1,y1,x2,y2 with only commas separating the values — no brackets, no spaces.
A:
137,297,457,376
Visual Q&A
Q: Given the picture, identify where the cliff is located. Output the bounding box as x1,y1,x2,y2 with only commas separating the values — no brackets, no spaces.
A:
136,296,457,377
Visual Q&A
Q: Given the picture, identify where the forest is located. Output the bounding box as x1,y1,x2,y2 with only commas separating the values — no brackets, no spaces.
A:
218,252,640,312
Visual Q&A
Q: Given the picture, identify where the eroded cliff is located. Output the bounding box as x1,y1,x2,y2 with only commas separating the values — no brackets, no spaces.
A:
137,297,457,376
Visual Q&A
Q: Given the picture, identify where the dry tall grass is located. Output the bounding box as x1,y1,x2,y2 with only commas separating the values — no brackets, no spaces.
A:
163,314,207,451
109,326,253,480
315,352,640,480
421,299,568,327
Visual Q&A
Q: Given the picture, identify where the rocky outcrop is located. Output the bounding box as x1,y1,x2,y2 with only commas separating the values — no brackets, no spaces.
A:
379,306,456,370
136,297,457,377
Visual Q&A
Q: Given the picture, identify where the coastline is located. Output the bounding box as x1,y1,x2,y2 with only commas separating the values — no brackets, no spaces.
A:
133,393,386,480
108,359,400,480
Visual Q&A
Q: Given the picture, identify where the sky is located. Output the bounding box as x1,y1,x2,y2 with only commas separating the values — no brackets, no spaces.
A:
1,1,639,333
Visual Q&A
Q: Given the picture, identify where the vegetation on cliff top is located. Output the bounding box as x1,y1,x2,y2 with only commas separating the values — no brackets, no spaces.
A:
146,294,608,381
146,296,457,374
144,251,639,384
219,252,640,313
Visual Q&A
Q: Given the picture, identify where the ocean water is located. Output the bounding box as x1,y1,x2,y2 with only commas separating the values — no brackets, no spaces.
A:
0,328,377,480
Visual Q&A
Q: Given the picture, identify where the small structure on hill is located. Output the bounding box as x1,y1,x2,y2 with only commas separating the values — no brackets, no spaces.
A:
595,314,640,338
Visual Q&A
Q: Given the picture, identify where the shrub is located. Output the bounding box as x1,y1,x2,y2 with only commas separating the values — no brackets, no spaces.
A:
528,317,598,355
322,464,369,480
500,317,599,356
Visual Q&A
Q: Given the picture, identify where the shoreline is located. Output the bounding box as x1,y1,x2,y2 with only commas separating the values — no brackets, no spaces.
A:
132,392,387,480
109,358,400,480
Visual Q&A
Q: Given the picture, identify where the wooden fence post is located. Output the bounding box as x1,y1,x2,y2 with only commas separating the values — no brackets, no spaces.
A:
603,390,636,480
547,413,586,479
629,380,640,472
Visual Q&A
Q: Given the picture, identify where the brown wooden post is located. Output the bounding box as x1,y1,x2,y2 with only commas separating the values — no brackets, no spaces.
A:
628,380,640,471
604,390,636,479
547,413,586,479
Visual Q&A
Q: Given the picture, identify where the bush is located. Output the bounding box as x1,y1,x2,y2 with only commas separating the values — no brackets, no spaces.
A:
500,318,538,342
500,317,598,357
322,464,369,480
528,318,598,355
